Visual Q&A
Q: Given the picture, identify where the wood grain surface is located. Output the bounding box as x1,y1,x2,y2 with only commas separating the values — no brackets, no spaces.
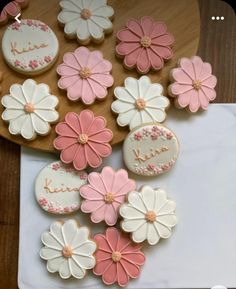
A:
0,0,235,288
0,0,200,152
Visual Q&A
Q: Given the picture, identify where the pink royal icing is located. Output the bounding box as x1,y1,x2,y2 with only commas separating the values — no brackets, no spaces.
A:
116,16,174,74
169,56,217,112
57,47,114,105
80,166,136,226
0,0,28,24
93,227,145,287
53,110,113,170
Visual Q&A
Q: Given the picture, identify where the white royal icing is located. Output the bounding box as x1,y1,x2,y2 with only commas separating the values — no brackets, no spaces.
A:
1,79,59,140
2,19,59,75
35,161,88,214
123,123,179,176
112,76,170,130
58,0,114,43
40,219,96,279
120,186,177,245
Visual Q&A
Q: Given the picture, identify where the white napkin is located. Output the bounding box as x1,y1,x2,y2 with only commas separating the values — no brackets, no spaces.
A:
18,104,236,289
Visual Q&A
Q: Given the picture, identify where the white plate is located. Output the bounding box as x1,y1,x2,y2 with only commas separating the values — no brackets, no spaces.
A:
18,104,236,289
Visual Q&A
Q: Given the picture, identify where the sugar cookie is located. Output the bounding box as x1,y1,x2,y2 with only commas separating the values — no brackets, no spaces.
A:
120,186,177,245
168,56,217,113
111,76,170,130
35,161,87,214
123,123,179,176
0,0,29,25
2,19,59,75
1,79,59,141
58,0,114,45
80,166,136,226
93,227,145,287
40,219,96,279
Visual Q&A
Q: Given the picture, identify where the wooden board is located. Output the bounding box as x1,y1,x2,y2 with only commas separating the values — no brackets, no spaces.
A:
0,0,200,152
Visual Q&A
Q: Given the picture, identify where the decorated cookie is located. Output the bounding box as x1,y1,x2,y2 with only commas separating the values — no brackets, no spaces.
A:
2,19,59,75
111,76,169,130
0,71,3,94
123,123,179,176
0,0,29,25
120,186,177,245
168,56,217,112
40,219,96,279
54,110,113,170
57,47,114,104
35,161,87,214
58,0,114,44
80,166,136,226
1,79,59,140
93,227,145,287
116,16,174,74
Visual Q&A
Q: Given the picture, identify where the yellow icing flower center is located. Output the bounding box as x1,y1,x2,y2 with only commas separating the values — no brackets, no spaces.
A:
78,133,89,144
104,192,115,204
24,103,35,113
62,245,73,258
135,99,146,110
145,211,157,222
192,80,202,90
81,8,91,20
112,251,122,262
79,67,91,79
140,36,152,48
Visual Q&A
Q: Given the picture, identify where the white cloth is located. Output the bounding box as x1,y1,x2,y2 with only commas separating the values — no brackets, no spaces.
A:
18,104,236,289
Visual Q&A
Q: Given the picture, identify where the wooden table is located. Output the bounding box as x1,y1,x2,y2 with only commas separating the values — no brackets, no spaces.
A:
0,0,235,288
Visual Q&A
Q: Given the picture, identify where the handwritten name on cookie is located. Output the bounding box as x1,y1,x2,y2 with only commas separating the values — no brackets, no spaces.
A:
10,42,49,56
43,178,80,194
133,147,169,163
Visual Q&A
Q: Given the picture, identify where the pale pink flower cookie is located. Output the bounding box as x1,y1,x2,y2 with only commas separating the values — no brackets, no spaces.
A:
53,110,113,170
116,16,174,74
93,227,145,287
57,47,114,105
168,56,217,112
80,166,136,226
0,0,29,25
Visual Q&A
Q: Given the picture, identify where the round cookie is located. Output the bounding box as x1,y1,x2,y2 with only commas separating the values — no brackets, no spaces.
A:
123,123,179,176
0,0,29,25
116,16,174,74
40,219,96,279
120,185,177,245
58,0,114,45
2,19,59,75
1,79,59,141
35,161,88,214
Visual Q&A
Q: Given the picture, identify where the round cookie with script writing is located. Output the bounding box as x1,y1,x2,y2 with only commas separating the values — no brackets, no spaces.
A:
2,19,59,75
123,123,179,176
35,161,88,214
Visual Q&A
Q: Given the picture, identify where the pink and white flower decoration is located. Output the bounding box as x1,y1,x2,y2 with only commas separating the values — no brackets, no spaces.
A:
0,0,28,24
116,16,174,74
53,110,113,170
80,166,136,226
57,47,114,105
168,56,217,112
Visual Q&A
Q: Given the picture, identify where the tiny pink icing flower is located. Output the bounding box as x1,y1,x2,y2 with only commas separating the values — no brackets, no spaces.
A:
57,47,114,105
134,132,142,141
12,22,21,30
29,60,39,69
169,56,217,112
80,167,136,226
147,164,156,171
54,110,113,170
116,16,174,74
93,227,145,287
166,131,173,139
14,60,21,67
26,19,33,26
0,0,28,24
39,197,47,206
44,56,52,63
52,163,60,171
151,131,160,140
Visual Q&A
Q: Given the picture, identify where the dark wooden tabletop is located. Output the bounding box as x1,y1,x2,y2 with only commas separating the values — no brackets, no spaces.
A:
0,1,235,288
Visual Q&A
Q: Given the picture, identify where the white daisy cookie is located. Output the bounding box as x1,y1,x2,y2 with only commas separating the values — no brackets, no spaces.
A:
40,219,97,279
1,79,59,141
58,0,114,44
111,76,170,130
120,186,177,245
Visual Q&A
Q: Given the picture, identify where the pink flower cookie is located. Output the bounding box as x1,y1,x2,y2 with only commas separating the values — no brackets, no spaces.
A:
53,110,113,170
57,47,114,105
0,0,29,25
168,56,217,112
93,227,145,287
116,16,174,74
80,166,136,226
